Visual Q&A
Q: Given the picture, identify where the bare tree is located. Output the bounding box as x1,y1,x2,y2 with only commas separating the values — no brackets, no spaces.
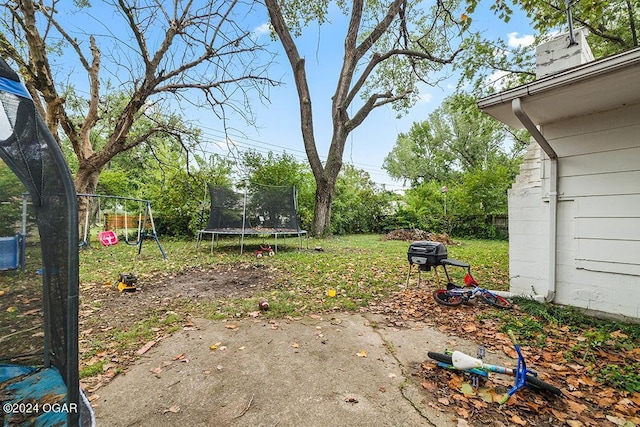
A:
264,0,466,236
0,0,278,199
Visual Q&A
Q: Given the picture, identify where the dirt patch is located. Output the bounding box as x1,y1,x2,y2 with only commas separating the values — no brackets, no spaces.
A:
145,264,278,300
79,264,278,329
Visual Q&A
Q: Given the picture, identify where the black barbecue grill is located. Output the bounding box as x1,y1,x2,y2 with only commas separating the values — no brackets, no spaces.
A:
406,240,469,286
407,241,447,269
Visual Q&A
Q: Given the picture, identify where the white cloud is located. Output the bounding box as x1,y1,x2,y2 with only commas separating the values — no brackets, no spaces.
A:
507,32,535,48
486,70,510,91
253,22,271,38
417,92,433,104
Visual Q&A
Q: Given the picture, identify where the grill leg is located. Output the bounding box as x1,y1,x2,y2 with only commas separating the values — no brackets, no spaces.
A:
433,266,441,287
406,264,413,286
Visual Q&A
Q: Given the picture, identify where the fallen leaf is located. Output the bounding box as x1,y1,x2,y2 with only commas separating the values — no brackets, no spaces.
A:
567,400,588,414
163,406,180,414
291,342,299,348
460,383,476,397
437,397,450,406
225,323,238,330
551,408,568,422
136,340,157,355
456,406,470,418
172,353,186,361
477,387,495,403
510,414,527,426
463,324,477,333
356,349,367,358
606,415,626,425
421,380,436,392
566,420,584,427
610,330,628,339
503,345,517,359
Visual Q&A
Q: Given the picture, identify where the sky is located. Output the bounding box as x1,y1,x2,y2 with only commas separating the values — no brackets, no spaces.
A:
193,1,537,191
44,1,537,191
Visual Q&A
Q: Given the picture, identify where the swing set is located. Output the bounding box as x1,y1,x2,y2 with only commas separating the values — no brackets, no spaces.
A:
78,194,167,259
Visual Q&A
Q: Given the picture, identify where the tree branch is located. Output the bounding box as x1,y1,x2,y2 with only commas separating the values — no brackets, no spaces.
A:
264,0,324,180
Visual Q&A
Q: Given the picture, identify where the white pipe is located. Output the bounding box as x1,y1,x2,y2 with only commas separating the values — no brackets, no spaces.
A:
512,98,558,303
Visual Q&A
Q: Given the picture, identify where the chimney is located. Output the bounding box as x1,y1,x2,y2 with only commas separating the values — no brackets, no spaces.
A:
535,27,594,78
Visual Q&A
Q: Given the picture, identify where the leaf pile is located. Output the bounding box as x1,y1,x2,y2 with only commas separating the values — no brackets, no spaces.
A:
369,286,640,426
382,229,455,244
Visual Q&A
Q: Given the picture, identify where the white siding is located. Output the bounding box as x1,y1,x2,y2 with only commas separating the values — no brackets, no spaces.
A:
539,102,640,319
508,181,549,296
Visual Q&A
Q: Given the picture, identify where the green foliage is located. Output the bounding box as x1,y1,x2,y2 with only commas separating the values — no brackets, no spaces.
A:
330,165,396,235
239,150,316,231
0,161,26,235
387,181,446,232
460,0,640,94
240,150,308,187
383,92,523,238
598,363,640,393
148,153,234,237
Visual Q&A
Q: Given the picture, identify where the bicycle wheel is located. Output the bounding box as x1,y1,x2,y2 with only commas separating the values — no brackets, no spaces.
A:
480,290,512,309
427,352,453,365
525,373,562,396
433,289,463,306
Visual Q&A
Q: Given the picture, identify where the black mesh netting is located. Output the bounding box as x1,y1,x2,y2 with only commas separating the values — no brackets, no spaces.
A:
0,57,90,426
205,183,303,232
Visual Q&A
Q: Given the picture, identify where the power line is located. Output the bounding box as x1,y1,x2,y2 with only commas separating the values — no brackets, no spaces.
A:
196,124,400,182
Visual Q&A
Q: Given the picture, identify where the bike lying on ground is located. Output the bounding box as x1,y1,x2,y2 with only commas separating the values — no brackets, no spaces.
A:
427,332,562,404
432,259,512,309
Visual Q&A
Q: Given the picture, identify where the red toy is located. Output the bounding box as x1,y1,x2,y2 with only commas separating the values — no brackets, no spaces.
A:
256,245,274,257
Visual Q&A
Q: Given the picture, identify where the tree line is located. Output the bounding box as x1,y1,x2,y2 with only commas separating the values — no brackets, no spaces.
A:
0,0,636,237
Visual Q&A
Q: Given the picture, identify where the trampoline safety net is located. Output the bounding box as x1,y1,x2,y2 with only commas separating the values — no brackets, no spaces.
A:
200,183,306,253
0,57,93,426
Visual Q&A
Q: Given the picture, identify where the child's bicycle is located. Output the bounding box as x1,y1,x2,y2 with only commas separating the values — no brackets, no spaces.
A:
427,331,562,404
432,259,512,309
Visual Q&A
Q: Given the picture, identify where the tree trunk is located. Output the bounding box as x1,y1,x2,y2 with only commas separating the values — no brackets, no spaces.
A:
74,163,102,234
313,180,334,237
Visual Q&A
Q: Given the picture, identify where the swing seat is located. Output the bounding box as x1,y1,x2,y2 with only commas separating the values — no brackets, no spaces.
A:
98,230,118,246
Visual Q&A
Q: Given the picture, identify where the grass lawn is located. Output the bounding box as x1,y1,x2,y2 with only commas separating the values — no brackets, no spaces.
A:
2,233,639,422
78,234,510,317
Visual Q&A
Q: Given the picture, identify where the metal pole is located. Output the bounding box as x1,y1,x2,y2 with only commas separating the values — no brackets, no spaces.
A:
565,0,578,46
20,193,27,271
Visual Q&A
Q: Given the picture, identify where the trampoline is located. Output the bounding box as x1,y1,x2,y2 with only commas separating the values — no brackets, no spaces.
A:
0,58,94,426
197,183,307,254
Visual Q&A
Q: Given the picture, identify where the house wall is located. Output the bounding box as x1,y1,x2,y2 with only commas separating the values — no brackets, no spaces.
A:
510,102,640,319
507,142,549,296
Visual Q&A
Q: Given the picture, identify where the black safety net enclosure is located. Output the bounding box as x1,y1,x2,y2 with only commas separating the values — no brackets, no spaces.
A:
0,58,94,425
199,183,307,253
